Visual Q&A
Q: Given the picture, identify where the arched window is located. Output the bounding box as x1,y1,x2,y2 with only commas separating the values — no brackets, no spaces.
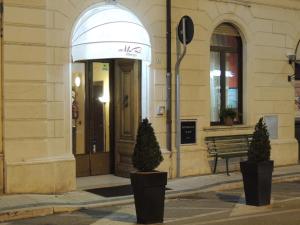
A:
210,23,243,125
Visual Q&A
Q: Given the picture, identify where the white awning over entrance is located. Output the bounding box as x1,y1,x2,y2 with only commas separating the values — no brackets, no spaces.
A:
72,4,151,62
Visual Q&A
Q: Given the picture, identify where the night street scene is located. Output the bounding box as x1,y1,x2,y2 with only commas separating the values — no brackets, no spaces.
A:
0,0,299,224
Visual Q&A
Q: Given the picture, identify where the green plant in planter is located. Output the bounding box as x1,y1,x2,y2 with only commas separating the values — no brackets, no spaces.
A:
219,108,237,125
132,118,163,171
240,117,274,206
248,117,271,162
219,107,237,120
131,118,167,224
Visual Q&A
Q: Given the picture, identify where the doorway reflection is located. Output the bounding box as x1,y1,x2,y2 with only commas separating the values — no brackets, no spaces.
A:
91,62,110,154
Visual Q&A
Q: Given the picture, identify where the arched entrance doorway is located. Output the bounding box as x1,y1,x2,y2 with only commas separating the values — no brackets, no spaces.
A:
71,3,151,177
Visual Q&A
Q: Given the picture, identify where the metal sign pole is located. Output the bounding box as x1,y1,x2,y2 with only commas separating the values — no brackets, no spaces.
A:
175,18,187,178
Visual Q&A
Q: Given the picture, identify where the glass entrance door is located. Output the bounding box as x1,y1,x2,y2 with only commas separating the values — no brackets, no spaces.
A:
72,62,111,177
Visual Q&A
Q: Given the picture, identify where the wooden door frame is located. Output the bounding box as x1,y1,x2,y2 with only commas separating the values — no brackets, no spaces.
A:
109,60,116,174
0,0,4,193
84,62,91,156
75,59,142,177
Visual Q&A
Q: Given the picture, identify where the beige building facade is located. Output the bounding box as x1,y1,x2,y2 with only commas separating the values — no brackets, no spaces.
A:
0,0,299,194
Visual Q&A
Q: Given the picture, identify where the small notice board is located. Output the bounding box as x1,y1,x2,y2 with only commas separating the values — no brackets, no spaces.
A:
181,120,196,144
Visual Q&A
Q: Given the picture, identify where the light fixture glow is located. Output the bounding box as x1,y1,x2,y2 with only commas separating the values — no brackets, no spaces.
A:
210,70,234,77
75,76,81,87
98,95,110,103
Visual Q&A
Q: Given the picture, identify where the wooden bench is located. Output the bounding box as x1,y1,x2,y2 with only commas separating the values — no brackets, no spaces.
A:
205,134,252,176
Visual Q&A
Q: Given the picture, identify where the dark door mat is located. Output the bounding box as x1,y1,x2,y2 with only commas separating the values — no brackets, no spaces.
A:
86,185,171,197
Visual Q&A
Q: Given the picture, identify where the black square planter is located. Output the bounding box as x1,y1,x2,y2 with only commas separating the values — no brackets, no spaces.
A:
240,160,274,206
130,171,167,224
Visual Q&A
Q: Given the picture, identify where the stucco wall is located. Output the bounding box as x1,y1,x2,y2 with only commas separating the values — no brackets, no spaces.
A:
164,0,300,177
3,0,75,193
1,0,299,193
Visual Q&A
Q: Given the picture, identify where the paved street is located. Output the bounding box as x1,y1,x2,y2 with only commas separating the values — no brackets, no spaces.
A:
1,181,300,225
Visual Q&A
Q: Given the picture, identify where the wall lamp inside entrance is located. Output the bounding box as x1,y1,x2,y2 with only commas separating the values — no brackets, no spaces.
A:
98,95,110,103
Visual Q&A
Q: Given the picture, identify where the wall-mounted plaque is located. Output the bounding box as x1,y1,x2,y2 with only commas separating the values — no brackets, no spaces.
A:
181,121,196,144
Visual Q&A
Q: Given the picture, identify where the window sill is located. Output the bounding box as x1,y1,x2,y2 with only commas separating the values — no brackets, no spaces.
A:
203,124,254,132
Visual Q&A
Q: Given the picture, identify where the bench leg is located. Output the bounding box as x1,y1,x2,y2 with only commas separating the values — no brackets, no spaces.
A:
226,158,230,176
213,156,218,174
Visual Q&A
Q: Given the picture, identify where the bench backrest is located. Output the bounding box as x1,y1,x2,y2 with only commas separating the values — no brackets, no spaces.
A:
205,134,253,156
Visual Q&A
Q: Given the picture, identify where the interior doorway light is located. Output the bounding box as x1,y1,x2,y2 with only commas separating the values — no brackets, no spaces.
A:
98,95,110,103
75,76,81,87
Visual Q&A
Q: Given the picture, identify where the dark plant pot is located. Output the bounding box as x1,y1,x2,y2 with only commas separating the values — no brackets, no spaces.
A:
130,171,167,224
240,160,274,206
224,117,234,126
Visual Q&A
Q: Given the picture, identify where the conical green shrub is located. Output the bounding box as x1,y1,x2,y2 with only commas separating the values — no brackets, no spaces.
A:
248,117,271,162
132,118,163,172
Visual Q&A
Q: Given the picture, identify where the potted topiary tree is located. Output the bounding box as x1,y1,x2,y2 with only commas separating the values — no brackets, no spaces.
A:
220,108,237,126
130,118,167,224
240,117,274,206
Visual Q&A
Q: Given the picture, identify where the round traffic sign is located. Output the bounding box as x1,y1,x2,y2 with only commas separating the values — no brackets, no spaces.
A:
177,15,194,45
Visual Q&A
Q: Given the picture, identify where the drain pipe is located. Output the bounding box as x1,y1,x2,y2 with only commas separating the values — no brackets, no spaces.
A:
166,0,172,152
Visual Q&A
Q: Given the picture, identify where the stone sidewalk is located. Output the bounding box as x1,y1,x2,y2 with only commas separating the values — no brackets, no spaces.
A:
0,164,299,222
